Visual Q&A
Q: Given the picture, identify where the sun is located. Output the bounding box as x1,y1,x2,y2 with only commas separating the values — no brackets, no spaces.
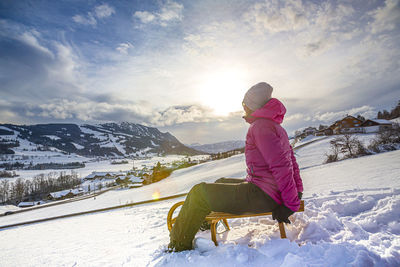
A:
198,68,249,116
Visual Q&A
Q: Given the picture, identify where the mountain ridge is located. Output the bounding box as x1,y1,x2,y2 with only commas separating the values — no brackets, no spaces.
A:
0,122,203,157
187,140,245,154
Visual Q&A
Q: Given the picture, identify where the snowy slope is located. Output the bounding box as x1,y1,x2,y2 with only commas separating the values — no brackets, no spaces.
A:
1,137,399,266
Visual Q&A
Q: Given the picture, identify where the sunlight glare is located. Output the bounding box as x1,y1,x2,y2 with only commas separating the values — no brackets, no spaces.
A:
198,68,248,116
152,190,161,200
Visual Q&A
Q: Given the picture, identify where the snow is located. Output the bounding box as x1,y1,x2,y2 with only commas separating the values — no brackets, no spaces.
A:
370,119,393,124
85,171,125,179
128,175,143,183
1,136,399,266
293,135,327,148
49,188,82,199
17,201,46,207
1,154,195,181
78,125,108,141
151,140,159,147
71,142,84,149
43,135,61,140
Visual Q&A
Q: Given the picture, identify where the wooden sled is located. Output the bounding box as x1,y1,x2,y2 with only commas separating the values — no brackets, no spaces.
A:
167,200,305,246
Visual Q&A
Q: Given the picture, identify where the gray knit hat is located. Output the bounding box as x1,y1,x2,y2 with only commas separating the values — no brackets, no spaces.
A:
242,82,273,111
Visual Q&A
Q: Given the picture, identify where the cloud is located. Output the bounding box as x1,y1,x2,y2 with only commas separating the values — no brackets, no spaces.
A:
151,105,214,126
17,30,53,56
72,14,97,26
116,42,133,54
5,98,214,127
73,4,115,26
243,0,310,33
133,11,156,23
314,105,377,123
0,20,84,103
133,0,183,26
370,0,400,34
243,0,359,56
158,0,183,23
94,4,116,19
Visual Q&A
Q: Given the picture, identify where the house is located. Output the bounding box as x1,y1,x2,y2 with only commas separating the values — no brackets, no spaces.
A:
47,188,83,200
329,115,364,134
128,175,144,184
316,126,334,136
85,171,126,180
18,201,35,208
296,127,318,139
361,119,393,133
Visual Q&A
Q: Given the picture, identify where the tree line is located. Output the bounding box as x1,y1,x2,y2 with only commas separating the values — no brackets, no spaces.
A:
0,171,81,204
377,100,400,120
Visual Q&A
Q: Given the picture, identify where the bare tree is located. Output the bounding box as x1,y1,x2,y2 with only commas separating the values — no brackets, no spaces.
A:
326,134,368,163
330,134,358,158
0,179,10,203
325,143,340,163
12,178,25,203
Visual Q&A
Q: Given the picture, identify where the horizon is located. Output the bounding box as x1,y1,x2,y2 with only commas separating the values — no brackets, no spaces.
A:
1,0,400,144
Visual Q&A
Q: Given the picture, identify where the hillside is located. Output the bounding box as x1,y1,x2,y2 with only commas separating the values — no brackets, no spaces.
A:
0,122,202,157
1,134,399,266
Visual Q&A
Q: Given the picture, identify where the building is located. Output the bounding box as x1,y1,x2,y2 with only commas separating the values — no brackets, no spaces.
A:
85,171,126,180
329,116,364,134
296,127,318,139
47,188,83,200
361,119,393,133
17,201,45,208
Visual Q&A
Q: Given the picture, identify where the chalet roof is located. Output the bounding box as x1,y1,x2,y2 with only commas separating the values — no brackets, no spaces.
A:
85,171,126,179
18,201,46,207
18,202,35,207
128,175,144,183
361,119,393,126
370,119,392,124
49,188,81,198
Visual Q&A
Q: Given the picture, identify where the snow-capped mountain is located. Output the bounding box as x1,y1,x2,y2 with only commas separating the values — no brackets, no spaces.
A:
188,140,245,154
0,122,202,157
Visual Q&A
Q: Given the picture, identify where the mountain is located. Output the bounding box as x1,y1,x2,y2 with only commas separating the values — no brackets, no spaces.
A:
188,140,245,154
0,122,202,157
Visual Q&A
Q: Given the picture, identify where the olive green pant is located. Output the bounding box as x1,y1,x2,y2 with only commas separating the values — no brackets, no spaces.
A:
169,178,278,250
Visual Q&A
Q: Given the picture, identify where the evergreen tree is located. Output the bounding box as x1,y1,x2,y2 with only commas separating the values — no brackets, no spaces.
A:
382,110,390,119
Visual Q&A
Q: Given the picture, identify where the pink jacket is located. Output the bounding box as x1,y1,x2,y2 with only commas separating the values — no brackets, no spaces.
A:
245,98,303,211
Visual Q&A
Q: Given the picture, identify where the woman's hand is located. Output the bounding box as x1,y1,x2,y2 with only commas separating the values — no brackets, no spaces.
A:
298,192,303,200
272,205,294,224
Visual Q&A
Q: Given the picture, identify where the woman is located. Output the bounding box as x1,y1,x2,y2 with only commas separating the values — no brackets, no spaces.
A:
168,82,303,252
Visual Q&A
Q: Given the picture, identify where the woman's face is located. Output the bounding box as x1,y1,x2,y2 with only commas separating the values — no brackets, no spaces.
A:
242,103,253,117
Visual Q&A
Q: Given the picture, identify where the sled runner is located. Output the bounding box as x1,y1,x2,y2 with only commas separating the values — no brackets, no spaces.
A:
167,200,305,246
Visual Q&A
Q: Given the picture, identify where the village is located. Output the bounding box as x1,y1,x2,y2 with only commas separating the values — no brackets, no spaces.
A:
294,115,395,140
11,156,210,208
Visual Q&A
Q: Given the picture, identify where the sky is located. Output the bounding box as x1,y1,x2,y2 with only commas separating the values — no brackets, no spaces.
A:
0,0,399,144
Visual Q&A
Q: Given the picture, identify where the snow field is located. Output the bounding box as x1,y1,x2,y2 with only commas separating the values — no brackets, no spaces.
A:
155,190,399,266
1,189,398,267
1,136,399,266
